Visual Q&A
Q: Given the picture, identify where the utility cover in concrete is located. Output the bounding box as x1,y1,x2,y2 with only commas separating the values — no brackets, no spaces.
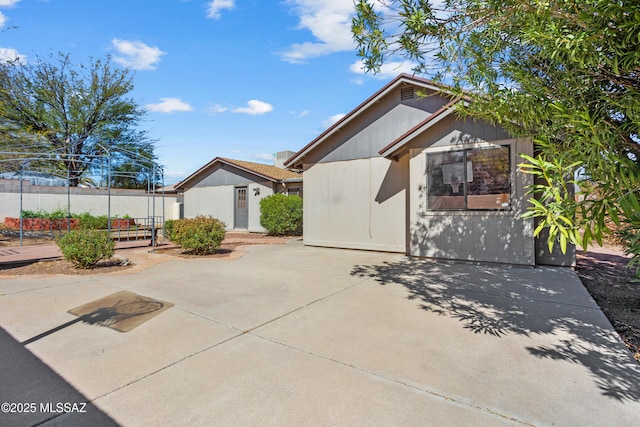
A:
68,291,173,332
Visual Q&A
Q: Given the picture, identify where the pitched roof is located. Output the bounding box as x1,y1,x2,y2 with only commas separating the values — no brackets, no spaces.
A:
176,157,302,190
218,158,301,181
284,73,450,168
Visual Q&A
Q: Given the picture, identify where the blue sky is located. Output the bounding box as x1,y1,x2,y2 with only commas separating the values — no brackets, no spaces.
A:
0,0,416,184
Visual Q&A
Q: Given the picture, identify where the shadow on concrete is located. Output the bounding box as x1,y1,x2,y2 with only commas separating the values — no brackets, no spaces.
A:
0,327,118,426
22,293,170,344
351,257,640,402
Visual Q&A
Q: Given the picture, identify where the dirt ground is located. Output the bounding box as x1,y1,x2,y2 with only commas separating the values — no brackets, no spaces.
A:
575,245,640,362
0,231,289,275
1,231,638,362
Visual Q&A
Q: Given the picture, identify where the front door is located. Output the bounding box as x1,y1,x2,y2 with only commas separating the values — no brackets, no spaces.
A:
234,186,248,229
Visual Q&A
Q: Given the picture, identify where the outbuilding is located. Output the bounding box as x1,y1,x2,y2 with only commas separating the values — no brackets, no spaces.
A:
176,155,302,232
285,74,573,266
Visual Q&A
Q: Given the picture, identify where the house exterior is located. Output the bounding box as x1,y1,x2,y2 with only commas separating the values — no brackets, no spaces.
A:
285,74,574,266
175,155,302,232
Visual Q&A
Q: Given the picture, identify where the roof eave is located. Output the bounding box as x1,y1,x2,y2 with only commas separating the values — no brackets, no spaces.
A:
177,157,291,189
379,100,459,159
220,158,282,182
284,73,446,168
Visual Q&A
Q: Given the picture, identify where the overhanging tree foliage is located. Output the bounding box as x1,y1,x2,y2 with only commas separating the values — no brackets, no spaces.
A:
353,0,640,270
0,53,156,186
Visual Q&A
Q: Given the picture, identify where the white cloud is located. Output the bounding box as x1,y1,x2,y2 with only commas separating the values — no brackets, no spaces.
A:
280,0,355,63
146,98,193,113
349,59,417,79
112,39,165,71
207,103,229,114
0,0,21,7
231,100,273,115
254,153,273,162
0,47,25,63
164,169,188,182
322,113,345,128
206,0,234,19
0,12,6,27
290,110,309,118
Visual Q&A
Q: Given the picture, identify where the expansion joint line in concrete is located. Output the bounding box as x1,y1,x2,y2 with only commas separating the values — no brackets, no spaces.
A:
88,278,373,407
251,332,534,426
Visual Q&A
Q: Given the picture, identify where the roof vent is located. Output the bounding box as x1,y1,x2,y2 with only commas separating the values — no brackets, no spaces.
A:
400,86,415,101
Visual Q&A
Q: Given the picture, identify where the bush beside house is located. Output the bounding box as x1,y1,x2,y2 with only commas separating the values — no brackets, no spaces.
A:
259,194,303,236
167,216,226,255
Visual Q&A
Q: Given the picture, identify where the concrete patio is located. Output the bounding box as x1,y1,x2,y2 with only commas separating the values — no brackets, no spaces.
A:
0,240,639,426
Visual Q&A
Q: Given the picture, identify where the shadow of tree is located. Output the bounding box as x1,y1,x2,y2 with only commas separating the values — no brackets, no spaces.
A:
351,257,640,402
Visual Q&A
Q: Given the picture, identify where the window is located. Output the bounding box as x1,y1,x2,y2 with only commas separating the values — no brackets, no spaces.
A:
287,188,302,197
236,187,247,209
427,146,510,210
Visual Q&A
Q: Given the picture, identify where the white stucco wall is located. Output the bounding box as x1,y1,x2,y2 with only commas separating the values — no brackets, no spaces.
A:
303,156,407,252
247,183,274,232
183,182,273,232
183,185,234,227
0,180,177,222
408,138,536,265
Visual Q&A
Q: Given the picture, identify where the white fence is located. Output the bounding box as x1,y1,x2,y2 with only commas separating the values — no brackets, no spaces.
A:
0,179,180,223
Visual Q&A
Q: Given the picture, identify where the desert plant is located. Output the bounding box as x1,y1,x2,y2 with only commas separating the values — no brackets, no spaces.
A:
163,219,176,241
77,212,109,230
259,194,303,236
21,210,48,218
56,229,115,268
170,216,226,255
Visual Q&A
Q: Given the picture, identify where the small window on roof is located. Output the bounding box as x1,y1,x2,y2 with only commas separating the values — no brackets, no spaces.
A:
400,86,414,101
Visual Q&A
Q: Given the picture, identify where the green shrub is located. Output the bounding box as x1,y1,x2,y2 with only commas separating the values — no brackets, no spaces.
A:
19,209,118,230
21,209,69,219
171,216,226,255
259,194,303,236
77,212,109,230
48,208,68,219
163,219,176,241
56,229,115,268
21,210,48,218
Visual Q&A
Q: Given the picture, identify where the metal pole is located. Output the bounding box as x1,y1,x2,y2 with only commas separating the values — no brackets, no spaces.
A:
67,167,71,232
19,173,23,246
107,153,111,233
161,168,165,225
151,164,156,248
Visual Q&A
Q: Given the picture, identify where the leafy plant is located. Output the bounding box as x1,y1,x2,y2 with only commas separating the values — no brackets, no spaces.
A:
21,210,47,218
519,153,582,254
163,219,176,241
259,194,303,236
352,0,640,266
0,53,155,187
170,216,226,255
56,229,115,268
617,210,640,280
77,212,109,230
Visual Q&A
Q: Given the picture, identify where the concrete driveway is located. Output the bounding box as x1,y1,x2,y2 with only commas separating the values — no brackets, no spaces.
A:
1,240,639,426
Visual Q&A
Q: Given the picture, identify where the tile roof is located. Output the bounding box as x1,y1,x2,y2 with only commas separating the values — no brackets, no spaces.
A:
176,156,302,189
218,158,302,181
